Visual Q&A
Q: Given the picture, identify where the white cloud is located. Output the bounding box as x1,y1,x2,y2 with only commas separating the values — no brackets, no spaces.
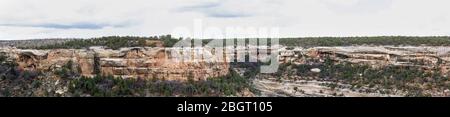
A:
0,0,449,40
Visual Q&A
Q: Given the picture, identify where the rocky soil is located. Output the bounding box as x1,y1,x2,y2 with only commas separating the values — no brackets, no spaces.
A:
253,78,403,97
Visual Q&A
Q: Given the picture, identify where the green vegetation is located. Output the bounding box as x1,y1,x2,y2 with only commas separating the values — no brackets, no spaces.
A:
5,36,450,97
1,66,254,97
15,36,450,50
93,53,101,75
68,69,253,97
279,36,450,47
0,53,17,68
276,56,450,96
1,54,44,96
0,53,18,80
201,36,450,47
55,60,80,79
1,53,257,97
25,35,180,50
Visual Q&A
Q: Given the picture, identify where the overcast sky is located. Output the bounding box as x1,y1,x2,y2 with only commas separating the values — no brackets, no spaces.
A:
1,0,450,40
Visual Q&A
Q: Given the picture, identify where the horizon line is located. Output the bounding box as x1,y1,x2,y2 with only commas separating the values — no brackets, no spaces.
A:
1,35,450,41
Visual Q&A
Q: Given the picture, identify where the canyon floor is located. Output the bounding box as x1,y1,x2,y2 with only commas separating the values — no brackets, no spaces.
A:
253,78,402,97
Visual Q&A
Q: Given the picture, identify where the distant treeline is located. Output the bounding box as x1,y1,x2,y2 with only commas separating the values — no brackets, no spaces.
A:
202,36,450,47
280,36,450,47
4,36,450,49
10,35,179,50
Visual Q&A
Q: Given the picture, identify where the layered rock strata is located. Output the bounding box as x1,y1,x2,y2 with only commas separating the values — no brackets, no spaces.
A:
0,47,230,81
2,46,450,80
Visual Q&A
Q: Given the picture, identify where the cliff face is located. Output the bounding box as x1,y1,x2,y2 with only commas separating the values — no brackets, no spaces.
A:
279,46,450,74
3,46,450,80
0,47,229,81
271,46,450,97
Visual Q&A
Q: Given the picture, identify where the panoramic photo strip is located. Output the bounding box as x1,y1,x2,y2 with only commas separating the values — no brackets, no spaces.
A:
1,0,450,115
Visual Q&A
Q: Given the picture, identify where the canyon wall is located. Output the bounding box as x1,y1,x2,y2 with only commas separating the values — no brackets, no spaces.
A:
0,47,229,81
279,46,450,74
3,46,450,80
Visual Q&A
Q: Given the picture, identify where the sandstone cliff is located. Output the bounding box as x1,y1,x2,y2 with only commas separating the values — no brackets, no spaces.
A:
0,47,230,81
279,46,450,75
3,46,450,81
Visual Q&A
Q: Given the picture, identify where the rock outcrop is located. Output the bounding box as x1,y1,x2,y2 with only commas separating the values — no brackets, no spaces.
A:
3,46,450,81
279,46,450,74
0,47,230,81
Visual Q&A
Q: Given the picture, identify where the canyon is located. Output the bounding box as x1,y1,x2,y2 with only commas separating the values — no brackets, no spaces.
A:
5,45,450,78
279,46,450,74
2,45,450,97
0,47,230,81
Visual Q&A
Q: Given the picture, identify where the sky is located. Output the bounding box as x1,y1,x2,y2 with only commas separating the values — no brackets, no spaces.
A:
0,0,450,40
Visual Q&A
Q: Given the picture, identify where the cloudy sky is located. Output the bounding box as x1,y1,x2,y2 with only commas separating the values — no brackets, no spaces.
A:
0,0,450,40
